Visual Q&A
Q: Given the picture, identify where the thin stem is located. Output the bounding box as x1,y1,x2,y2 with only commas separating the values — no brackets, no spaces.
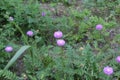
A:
13,22,29,45
12,22,34,65
107,76,110,80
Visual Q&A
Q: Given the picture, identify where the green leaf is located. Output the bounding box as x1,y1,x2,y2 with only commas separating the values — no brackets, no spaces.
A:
4,45,30,70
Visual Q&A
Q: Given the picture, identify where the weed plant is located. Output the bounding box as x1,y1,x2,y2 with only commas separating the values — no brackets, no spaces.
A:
0,0,120,80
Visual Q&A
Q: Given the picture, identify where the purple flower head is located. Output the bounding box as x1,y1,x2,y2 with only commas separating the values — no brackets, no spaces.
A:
103,66,113,75
5,46,13,52
116,56,120,63
96,24,103,30
57,39,65,46
41,12,46,16
9,16,14,21
54,31,63,38
26,30,34,37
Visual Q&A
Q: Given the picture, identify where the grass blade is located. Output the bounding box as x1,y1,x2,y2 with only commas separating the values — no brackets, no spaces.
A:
4,45,30,70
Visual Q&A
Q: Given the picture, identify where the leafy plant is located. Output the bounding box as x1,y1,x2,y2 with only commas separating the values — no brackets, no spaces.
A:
0,0,120,80
0,69,18,80
23,43,120,80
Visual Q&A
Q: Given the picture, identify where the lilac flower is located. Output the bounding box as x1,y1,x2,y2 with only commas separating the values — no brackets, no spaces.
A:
9,16,14,21
5,46,13,52
57,39,65,46
103,66,113,75
54,31,63,38
41,12,46,16
26,30,34,37
96,24,103,30
116,56,120,63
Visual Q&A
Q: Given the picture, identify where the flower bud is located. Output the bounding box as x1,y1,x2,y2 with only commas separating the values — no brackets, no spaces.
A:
57,39,65,46
54,31,63,38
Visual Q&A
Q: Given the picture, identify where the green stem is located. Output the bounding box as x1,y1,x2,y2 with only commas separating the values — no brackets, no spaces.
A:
13,22,29,45
107,76,110,80
12,22,34,65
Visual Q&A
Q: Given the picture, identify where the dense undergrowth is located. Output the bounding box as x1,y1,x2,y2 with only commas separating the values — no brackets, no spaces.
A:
0,0,120,80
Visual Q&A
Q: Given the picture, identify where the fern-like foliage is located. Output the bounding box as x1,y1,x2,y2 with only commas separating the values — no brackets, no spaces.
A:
0,69,18,80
